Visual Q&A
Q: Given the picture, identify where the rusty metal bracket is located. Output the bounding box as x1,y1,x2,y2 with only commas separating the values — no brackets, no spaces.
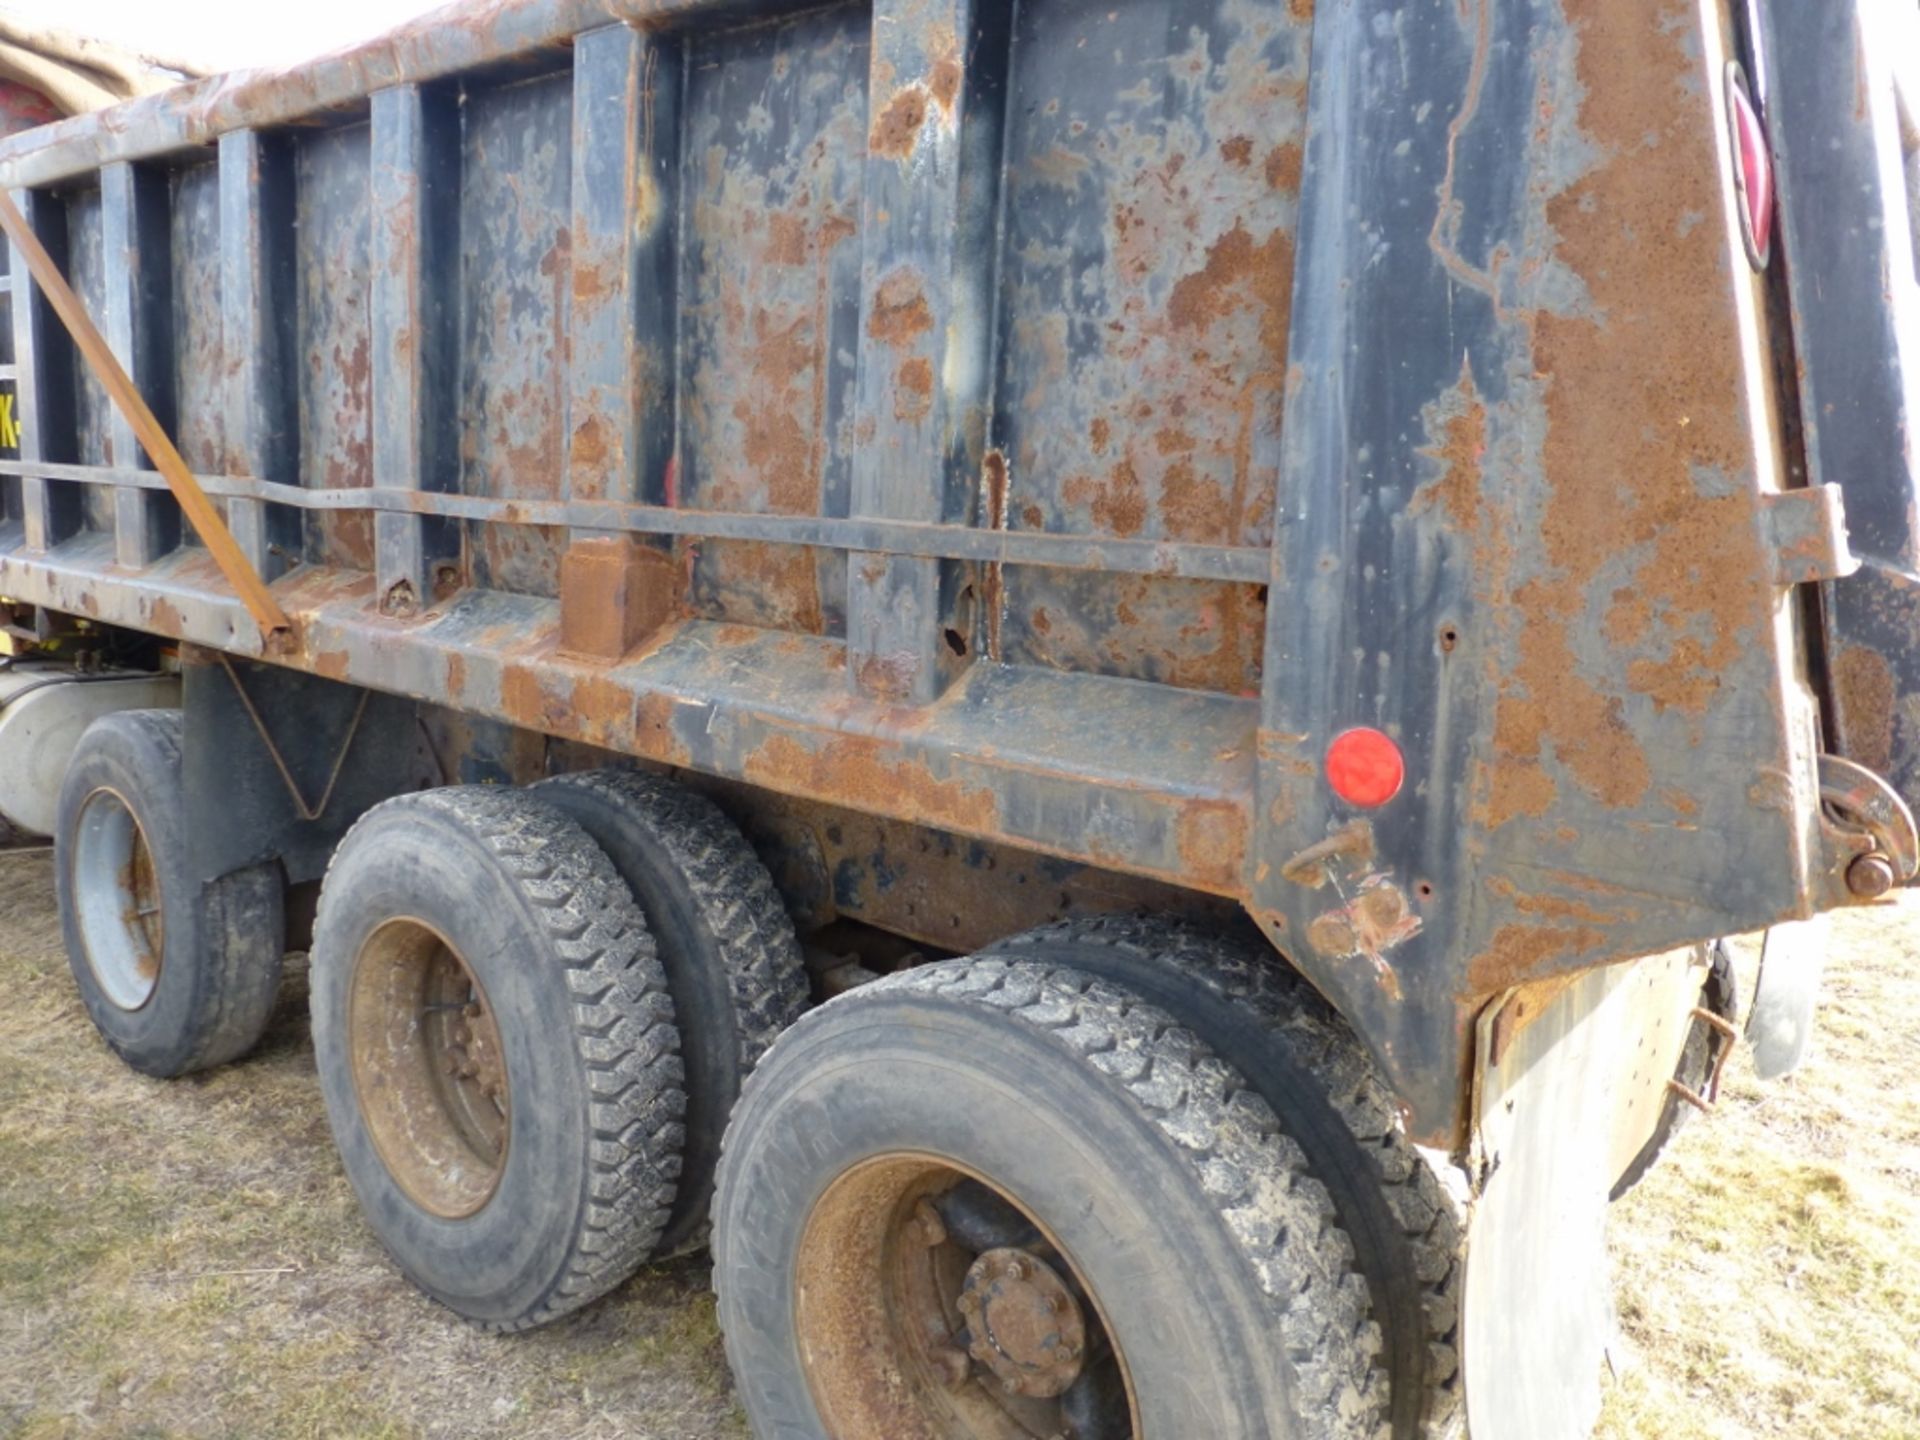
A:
1665,1004,1741,1113
0,188,292,645
216,653,368,822
1817,752,1919,882
1759,484,1858,586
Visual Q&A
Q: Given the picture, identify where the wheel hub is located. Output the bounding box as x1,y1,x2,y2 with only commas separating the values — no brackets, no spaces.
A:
958,1246,1087,1399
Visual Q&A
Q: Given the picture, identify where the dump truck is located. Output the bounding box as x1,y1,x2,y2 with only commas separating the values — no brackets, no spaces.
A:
1,0,1915,1436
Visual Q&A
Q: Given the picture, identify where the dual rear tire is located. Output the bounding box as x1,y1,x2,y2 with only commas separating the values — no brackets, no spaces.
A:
307,773,809,1329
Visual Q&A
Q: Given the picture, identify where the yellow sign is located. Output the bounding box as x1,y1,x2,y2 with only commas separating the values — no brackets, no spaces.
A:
0,391,17,450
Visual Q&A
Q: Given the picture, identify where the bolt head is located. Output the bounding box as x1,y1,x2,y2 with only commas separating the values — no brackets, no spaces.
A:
1004,1256,1028,1281
1847,852,1896,899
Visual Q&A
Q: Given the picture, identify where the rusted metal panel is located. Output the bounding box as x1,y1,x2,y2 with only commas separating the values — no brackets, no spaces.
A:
62,181,110,533
1250,0,1842,1140
370,82,461,616
219,129,301,580
7,185,78,550
565,24,677,522
294,120,374,572
167,162,224,499
459,68,573,598
677,3,867,636
101,160,182,568
842,0,1004,703
988,0,1300,696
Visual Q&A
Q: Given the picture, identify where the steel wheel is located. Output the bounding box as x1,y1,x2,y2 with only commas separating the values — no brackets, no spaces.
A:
796,1156,1138,1440
70,785,164,1011
347,917,510,1220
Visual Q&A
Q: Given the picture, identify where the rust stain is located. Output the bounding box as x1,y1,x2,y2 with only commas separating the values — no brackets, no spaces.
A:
1064,459,1147,538
633,692,694,768
1467,922,1607,995
1263,141,1303,193
867,268,935,349
982,448,1009,660
743,732,998,835
765,212,809,267
1474,1,1767,828
1166,221,1294,364
1833,644,1897,775
1219,135,1254,167
1174,798,1249,892
894,356,935,421
872,85,931,159
1305,875,1419,999
928,31,962,115
1410,359,1486,532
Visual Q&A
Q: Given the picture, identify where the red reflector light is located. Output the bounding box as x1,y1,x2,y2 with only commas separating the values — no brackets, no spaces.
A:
1325,728,1405,808
1726,62,1773,270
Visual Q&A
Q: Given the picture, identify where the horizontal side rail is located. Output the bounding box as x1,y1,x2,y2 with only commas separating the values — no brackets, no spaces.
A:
0,0,760,191
0,460,1271,585
0,522,1258,901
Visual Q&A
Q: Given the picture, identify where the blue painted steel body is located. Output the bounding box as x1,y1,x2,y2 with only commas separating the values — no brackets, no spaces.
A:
0,0,1906,1143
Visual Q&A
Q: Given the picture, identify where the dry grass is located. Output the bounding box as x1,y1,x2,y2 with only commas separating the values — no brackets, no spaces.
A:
1,844,1916,1438
1595,906,1920,1440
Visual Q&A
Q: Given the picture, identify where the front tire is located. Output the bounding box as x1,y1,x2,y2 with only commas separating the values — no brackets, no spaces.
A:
310,787,686,1330
714,957,1386,1440
55,709,284,1077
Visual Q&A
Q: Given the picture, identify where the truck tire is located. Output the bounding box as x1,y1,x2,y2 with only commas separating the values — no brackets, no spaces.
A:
531,768,809,1256
983,916,1465,1440
309,787,685,1331
55,709,284,1077
713,957,1387,1440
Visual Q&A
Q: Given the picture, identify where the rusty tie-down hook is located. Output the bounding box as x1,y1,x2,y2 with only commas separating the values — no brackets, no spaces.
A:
0,188,293,648
1665,1006,1742,1114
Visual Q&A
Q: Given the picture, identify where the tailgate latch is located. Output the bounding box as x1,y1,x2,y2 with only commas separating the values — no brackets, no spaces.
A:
1760,484,1858,586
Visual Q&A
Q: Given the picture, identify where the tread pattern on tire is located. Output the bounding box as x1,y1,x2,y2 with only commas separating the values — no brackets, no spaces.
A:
724,956,1390,1440
985,916,1467,1440
534,769,810,1075
324,786,686,1330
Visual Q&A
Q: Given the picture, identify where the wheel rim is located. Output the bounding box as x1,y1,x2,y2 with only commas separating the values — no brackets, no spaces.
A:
347,918,510,1219
794,1154,1140,1440
71,786,164,1011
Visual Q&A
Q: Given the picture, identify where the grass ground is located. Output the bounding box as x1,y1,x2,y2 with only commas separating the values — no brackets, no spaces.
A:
1,844,1915,1438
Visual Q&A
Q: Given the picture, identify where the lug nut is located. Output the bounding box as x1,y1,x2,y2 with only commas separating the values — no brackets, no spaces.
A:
1847,852,1896,899
1004,1256,1027,1281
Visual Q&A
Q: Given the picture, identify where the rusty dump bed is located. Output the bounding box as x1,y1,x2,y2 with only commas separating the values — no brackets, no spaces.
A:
0,0,1914,1141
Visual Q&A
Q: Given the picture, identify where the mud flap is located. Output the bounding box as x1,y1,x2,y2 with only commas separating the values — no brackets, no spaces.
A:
1462,951,1699,1440
1747,913,1829,1080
